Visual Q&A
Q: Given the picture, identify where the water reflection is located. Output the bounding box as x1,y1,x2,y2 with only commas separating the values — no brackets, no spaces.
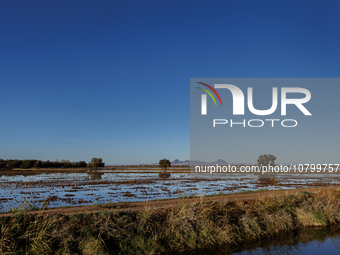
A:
257,176,279,186
87,170,103,180
181,226,340,255
159,171,171,179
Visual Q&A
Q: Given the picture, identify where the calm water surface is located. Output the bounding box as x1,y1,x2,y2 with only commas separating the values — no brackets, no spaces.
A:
182,227,340,255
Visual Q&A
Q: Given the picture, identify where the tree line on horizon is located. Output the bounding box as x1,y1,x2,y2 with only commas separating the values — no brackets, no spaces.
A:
0,159,89,169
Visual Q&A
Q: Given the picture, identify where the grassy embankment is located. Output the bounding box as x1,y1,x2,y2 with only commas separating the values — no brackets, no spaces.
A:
1,190,340,254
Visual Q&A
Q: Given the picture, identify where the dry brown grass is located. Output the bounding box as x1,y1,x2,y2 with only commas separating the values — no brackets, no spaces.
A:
1,190,340,254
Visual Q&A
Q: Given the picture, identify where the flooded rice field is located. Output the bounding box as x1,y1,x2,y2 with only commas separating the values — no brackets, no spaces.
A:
1,168,340,212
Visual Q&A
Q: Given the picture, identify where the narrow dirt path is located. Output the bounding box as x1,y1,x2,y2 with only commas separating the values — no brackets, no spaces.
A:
1,186,339,217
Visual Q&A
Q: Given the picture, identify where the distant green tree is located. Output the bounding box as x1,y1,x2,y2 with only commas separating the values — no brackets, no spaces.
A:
159,159,171,170
0,162,5,169
87,157,105,169
159,159,171,178
77,161,87,167
5,160,16,169
20,160,34,169
33,160,43,168
64,160,72,168
0,159,6,169
43,160,52,168
257,154,276,166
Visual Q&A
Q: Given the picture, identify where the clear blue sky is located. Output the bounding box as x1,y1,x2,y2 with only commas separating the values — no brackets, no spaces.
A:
1,0,339,165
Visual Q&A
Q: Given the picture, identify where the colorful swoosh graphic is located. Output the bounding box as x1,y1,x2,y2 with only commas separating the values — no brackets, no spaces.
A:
197,82,223,106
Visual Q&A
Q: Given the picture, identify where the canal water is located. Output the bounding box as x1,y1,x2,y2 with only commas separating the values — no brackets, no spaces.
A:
181,226,340,255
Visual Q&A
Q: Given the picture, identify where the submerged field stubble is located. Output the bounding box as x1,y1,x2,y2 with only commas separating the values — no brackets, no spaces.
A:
1,167,340,212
